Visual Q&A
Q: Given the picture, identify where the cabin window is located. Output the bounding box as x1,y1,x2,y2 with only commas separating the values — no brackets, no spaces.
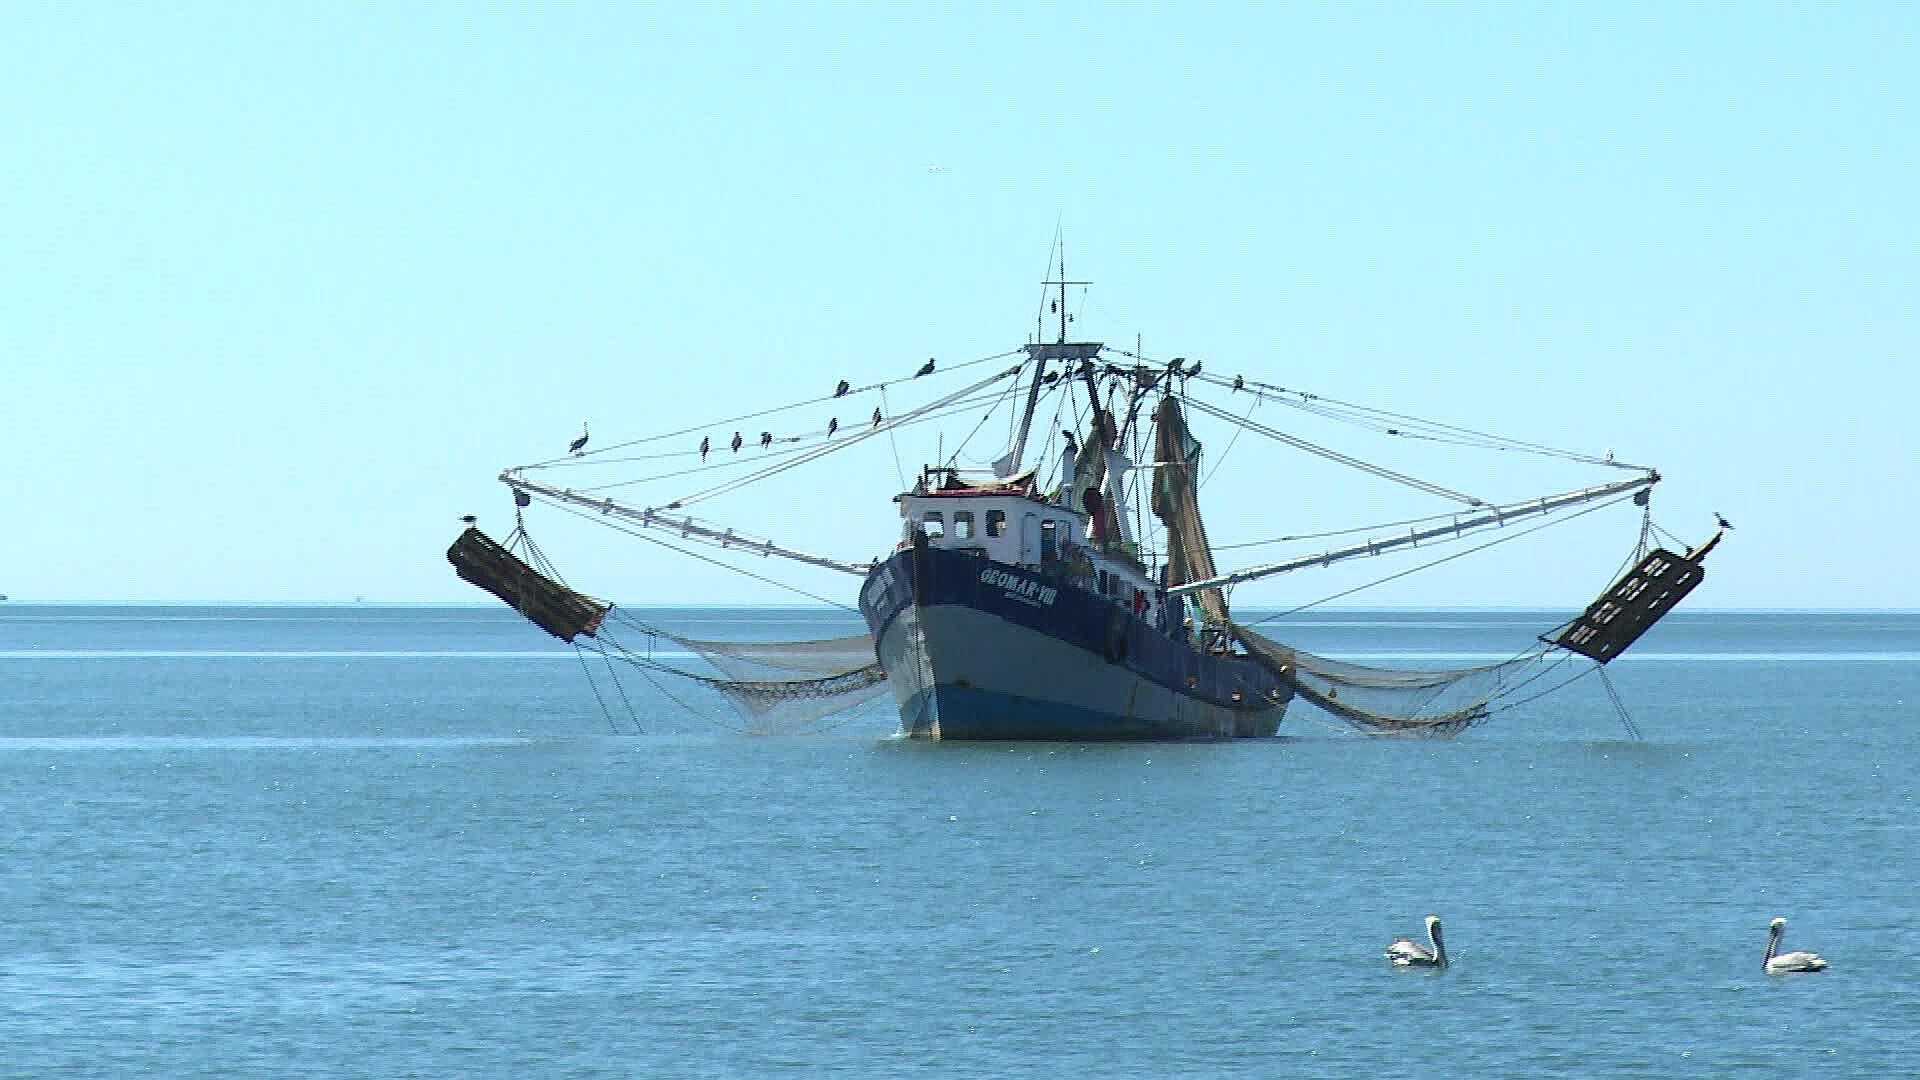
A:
952,511,975,541
986,510,1006,537
1039,520,1059,563
921,511,945,540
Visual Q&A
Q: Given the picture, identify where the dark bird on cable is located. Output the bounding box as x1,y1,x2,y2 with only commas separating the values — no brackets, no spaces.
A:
1186,361,1202,379
915,358,936,377
835,379,850,397
1232,375,1245,392
1169,357,1185,374
872,407,883,428
827,417,839,437
568,423,590,454
699,436,710,462
1715,513,1734,530
459,514,477,526
760,431,773,449
731,431,743,453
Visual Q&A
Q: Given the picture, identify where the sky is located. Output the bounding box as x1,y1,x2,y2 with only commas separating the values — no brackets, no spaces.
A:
3,2,1914,609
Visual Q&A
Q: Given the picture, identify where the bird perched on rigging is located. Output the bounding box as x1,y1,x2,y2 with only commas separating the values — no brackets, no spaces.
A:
835,379,850,397
459,515,477,526
915,358,936,377
699,436,710,462
827,418,839,437
1185,361,1202,379
872,407,883,428
1232,375,1244,392
731,431,743,453
1715,513,1735,530
568,423,590,454
759,431,773,449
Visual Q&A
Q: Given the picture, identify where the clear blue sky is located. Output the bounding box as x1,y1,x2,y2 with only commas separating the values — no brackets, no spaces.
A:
4,2,1913,609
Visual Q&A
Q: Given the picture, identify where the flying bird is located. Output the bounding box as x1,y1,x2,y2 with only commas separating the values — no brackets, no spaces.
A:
760,431,773,449
872,407,883,428
915,358,936,377
699,436,710,462
1385,915,1448,969
835,379,850,397
1715,513,1734,530
731,431,743,453
568,423,590,454
827,418,839,437
1764,917,1827,974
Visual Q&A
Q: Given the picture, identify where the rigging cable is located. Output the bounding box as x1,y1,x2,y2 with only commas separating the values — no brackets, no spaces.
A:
552,383,1029,493
513,348,1026,469
1183,396,1487,507
1240,490,1641,627
668,364,1022,508
1197,392,1257,492
536,495,863,612
1187,371,1636,469
878,385,907,489
945,362,1029,468
1597,665,1643,740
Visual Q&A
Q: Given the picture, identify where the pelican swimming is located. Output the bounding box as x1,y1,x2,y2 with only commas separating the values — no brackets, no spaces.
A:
1386,915,1447,968
1764,917,1827,974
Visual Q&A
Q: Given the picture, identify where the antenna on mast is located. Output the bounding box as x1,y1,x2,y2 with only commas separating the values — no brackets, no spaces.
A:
1040,235,1091,345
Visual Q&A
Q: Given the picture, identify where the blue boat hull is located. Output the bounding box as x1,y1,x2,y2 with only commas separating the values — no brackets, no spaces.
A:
858,546,1288,741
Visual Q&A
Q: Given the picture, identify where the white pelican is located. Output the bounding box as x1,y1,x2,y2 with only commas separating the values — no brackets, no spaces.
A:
1386,915,1447,968
1764,917,1827,974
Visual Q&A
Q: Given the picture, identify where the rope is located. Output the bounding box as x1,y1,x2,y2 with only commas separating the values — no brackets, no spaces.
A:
1184,396,1487,506
945,366,1026,468
1597,665,1643,740
574,644,626,734
539,496,863,612
513,348,1025,469
598,643,642,734
668,365,1022,508
545,383,1028,493
1198,393,1256,491
1241,491,1640,627
1187,371,1634,469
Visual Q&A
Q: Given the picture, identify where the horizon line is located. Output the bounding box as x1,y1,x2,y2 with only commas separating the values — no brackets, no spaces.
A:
4,601,1918,615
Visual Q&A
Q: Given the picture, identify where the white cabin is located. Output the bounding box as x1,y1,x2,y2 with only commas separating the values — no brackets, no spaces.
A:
895,469,1180,636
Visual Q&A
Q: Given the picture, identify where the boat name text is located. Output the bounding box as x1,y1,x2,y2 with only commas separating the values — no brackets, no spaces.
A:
978,567,1058,607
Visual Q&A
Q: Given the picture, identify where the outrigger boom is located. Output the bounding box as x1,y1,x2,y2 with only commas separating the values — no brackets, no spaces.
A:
502,474,873,577
1167,473,1659,597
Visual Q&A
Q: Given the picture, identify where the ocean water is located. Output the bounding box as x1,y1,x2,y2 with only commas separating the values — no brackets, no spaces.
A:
1,605,1915,1077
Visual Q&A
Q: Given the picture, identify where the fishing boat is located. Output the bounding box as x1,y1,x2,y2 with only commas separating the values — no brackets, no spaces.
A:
449,249,1720,739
